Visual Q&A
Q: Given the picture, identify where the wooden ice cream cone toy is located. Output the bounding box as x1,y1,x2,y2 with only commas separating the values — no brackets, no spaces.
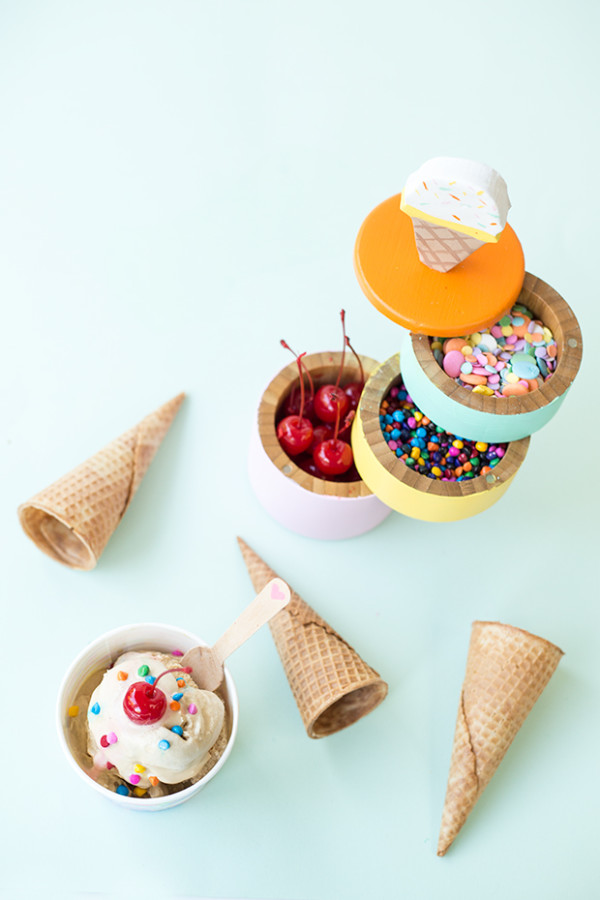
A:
354,158,524,336
401,157,511,272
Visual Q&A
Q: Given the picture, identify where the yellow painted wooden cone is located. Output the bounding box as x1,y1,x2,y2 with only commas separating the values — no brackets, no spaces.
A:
237,537,387,738
18,393,184,570
437,621,563,856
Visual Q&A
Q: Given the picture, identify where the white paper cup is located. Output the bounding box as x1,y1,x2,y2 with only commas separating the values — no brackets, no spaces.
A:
57,623,239,811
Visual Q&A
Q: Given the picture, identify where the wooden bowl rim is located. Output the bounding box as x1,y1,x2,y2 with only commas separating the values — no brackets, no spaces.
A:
358,353,530,498
409,272,583,417
258,351,381,499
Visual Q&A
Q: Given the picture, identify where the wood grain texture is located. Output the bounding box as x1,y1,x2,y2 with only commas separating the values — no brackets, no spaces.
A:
357,354,529,500
409,272,583,417
257,352,380,500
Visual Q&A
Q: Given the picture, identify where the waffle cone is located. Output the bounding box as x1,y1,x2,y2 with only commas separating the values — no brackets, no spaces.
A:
411,217,485,272
18,393,184,570
237,538,388,738
437,621,563,856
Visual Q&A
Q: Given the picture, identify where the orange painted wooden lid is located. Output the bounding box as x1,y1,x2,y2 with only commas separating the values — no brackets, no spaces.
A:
354,193,525,337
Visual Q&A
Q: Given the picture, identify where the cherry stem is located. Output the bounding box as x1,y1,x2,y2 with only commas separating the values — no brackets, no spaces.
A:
345,335,364,386
338,409,355,438
281,339,314,399
335,310,347,389
147,666,192,696
296,352,307,419
332,399,342,442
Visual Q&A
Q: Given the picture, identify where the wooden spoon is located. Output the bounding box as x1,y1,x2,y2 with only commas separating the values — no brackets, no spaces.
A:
181,578,290,690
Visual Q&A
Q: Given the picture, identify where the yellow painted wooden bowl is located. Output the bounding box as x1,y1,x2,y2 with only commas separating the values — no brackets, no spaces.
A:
352,353,530,522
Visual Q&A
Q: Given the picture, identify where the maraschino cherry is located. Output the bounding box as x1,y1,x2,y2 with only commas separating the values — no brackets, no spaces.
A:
310,422,334,450
312,405,355,476
123,666,192,725
276,352,314,456
313,310,351,423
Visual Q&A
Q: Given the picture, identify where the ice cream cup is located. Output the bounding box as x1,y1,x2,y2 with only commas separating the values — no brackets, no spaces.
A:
57,623,239,811
249,351,392,539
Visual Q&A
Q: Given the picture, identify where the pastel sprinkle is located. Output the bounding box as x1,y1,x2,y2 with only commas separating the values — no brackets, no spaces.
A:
117,671,128,681
172,692,183,701
171,726,184,736
433,303,557,397
107,732,118,744
158,740,170,750
129,774,141,785
67,705,79,717
91,703,100,715
134,763,146,773
116,785,130,796
138,665,149,676
188,703,198,715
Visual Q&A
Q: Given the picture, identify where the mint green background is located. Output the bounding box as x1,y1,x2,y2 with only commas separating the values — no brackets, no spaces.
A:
0,2,597,899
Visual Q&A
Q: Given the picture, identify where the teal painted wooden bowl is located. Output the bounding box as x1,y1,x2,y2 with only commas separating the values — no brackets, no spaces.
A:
401,273,582,442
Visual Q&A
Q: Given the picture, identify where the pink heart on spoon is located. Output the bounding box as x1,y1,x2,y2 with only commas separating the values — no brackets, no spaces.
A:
270,581,286,601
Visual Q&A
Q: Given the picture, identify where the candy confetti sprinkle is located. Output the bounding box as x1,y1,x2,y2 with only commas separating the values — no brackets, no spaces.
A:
67,705,79,717
380,379,507,481
158,740,170,750
432,304,557,397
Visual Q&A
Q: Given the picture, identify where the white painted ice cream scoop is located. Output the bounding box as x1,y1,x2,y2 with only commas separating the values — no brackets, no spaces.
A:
182,578,290,690
400,156,511,242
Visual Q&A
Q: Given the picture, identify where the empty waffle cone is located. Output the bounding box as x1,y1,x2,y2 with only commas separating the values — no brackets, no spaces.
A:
437,621,563,856
18,393,184,570
411,217,485,272
237,537,388,738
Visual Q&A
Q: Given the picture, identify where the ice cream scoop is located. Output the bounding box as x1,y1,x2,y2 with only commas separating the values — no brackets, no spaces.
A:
182,578,290,690
87,650,226,788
